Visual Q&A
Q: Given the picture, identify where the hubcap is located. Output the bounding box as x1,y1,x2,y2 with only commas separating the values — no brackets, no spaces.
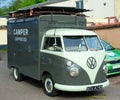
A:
45,78,53,93
14,68,18,79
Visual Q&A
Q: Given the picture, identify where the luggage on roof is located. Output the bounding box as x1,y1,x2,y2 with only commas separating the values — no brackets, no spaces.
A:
8,6,89,18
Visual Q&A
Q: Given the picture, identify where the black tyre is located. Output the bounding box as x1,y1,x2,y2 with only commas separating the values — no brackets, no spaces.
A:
43,74,59,97
13,67,23,81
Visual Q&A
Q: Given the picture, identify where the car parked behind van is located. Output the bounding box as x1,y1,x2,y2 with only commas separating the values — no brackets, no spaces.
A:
101,39,120,76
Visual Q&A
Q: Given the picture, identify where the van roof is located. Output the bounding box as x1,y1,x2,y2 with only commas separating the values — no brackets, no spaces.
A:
45,29,96,36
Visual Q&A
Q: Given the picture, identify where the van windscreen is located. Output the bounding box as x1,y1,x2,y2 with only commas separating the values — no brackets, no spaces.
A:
63,36,103,51
63,36,87,51
85,36,103,51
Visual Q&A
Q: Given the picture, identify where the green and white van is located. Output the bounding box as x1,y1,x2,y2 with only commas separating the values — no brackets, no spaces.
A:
7,6,109,96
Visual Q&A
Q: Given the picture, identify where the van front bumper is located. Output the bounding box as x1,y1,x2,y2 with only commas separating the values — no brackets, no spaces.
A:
54,79,109,92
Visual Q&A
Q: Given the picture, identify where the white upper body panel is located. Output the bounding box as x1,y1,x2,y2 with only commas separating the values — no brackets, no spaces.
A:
45,28,96,36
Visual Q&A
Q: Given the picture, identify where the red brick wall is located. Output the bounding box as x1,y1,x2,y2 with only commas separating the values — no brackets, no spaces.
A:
92,27,120,49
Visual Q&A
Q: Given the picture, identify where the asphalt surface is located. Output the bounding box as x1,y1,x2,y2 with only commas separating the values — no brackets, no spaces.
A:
0,52,120,100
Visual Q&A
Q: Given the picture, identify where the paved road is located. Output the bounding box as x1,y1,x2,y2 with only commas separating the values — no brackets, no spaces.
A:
0,52,120,100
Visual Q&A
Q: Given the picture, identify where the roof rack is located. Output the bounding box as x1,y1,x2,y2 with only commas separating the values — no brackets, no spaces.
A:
8,6,90,19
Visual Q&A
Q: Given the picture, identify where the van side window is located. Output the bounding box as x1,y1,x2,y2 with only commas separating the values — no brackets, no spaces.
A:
43,37,62,51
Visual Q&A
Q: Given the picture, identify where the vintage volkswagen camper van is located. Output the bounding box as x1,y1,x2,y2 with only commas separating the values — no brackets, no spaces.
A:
7,6,109,96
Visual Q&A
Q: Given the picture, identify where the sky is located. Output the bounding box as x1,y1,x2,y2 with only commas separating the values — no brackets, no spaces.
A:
0,0,14,8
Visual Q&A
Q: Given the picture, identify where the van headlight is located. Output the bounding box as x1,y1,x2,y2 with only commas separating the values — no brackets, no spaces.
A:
66,61,79,77
69,67,79,77
103,65,108,74
104,55,107,63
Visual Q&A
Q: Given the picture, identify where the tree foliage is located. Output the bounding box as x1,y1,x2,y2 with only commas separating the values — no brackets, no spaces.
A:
0,0,47,16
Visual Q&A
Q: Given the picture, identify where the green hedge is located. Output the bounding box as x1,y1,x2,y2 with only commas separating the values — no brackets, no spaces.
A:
0,45,7,52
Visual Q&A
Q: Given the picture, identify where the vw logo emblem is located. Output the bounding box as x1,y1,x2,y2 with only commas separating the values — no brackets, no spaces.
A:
87,57,97,69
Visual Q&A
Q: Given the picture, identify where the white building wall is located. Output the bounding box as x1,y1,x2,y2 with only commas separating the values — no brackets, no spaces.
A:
115,0,120,21
0,18,7,26
84,0,114,18
0,18,7,45
0,30,7,45
46,0,79,7
47,0,115,19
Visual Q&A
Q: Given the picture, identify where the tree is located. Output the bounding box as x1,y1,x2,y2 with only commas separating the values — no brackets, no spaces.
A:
11,0,47,11
0,0,13,8
0,0,47,16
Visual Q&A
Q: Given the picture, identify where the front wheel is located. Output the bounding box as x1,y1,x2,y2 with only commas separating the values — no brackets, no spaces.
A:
13,67,23,81
43,74,59,97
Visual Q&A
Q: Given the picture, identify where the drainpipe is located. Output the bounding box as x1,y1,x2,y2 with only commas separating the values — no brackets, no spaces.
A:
76,0,84,9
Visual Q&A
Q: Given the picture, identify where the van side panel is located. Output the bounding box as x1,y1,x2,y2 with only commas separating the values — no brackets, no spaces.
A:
7,15,86,80
7,18,40,80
